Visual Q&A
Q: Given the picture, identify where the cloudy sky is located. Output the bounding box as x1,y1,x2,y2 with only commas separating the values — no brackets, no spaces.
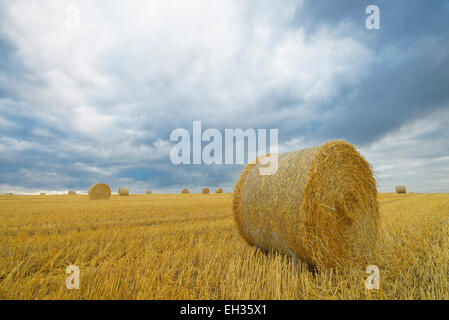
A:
0,0,448,194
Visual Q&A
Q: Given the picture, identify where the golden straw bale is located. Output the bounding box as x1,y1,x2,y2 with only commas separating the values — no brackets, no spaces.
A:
88,183,111,200
233,140,379,269
118,188,129,196
395,185,406,194
146,190,152,194
202,188,210,194
216,188,223,193
182,189,189,194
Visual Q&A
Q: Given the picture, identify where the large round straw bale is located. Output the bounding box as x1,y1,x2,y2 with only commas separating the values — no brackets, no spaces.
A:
88,183,111,200
118,188,129,196
202,188,210,194
216,188,223,194
146,190,152,194
182,189,189,194
233,140,379,269
395,185,406,194
68,190,76,195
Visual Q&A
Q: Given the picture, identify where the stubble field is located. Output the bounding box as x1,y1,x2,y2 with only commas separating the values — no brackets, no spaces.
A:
1,192,448,299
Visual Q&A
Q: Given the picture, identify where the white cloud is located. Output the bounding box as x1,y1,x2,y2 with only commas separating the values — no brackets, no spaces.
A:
1,0,371,124
0,0,373,165
73,105,114,137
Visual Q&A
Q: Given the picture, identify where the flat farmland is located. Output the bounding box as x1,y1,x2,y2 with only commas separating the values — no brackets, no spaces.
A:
1,193,448,299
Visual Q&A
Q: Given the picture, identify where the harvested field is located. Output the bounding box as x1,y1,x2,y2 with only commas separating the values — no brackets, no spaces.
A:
0,193,448,299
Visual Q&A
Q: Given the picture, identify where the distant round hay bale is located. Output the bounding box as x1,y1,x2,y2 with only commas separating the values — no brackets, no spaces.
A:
40,193,46,196
233,140,379,269
88,183,111,200
68,190,76,195
202,188,210,194
216,188,223,194
395,185,406,194
182,189,189,194
118,188,129,196
146,190,152,194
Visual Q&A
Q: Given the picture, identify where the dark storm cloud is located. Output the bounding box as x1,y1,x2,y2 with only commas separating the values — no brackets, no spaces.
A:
319,32,449,144
287,0,449,145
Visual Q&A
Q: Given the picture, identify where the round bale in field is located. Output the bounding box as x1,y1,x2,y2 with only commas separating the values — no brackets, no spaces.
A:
216,188,223,194
182,189,189,194
118,188,129,196
395,185,406,194
233,140,379,269
202,188,210,194
146,190,152,194
88,183,111,200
